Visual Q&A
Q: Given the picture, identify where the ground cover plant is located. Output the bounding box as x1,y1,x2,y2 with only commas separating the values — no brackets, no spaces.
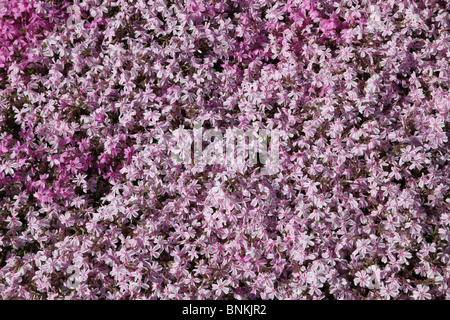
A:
0,0,449,300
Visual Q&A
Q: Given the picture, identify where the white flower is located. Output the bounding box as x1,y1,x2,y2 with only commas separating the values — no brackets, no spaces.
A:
0,160,17,175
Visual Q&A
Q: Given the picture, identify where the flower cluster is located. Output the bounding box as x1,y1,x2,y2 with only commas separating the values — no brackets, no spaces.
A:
0,0,449,300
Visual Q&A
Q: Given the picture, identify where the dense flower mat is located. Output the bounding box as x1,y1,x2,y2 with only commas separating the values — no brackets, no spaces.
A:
0,0,449,299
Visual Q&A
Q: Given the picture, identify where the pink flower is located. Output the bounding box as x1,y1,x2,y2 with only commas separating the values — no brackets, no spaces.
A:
412,285,432,300
212,279,230,296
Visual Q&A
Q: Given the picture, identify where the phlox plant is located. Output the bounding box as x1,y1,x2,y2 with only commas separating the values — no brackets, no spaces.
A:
0,0,449,300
